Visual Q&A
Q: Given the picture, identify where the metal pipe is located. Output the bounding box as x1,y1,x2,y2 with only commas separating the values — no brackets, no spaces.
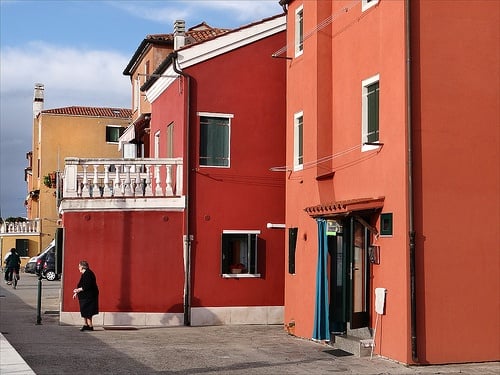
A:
36,275,42,325
172,52,192,326
405,0,418,363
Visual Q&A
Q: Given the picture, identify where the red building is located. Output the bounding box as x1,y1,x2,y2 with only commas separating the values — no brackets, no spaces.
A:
279,0,499,365
59,15,287,327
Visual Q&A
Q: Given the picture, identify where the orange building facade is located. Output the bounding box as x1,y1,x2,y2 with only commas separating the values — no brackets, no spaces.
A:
280,0,499,365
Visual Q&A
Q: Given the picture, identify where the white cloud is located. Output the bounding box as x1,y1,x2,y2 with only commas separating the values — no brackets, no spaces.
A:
109,0,282,27
0,42,131,218
1,41,130,108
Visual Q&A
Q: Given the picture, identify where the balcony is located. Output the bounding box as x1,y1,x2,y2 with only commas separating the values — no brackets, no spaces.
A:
59,158,185,213
0,219,40,234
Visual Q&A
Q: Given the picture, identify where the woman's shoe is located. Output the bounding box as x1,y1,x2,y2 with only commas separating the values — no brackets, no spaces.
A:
80,325,89,331
87,326,94,331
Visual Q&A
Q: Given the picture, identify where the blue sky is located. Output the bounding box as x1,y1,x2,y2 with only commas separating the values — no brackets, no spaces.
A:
0,0,283,219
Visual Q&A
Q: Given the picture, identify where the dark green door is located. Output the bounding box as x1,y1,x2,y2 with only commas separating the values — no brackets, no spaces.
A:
329,217,371,333
349,218,370,329
328,233,348,333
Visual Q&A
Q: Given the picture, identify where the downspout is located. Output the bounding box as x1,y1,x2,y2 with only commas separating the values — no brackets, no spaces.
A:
172,52,192,326
405,0,418,363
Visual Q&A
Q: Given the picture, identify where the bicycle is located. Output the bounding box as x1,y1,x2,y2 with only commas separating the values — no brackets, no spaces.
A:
12,268,19,289
5,267,19,289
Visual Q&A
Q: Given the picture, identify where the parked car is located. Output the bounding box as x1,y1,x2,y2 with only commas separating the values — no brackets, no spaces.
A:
35,249,50,276
24,256,38,274
42,249,60,281
35,240,60,281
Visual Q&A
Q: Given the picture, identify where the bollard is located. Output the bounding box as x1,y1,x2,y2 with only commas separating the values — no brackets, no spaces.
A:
36,274,42,325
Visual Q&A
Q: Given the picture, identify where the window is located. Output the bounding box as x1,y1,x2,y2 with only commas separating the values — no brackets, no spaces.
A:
294,111,304,170
295,5,304,57
166,122,174,158
133,76,140,111
361,74,380,151
106,126,125,143
380,213,393,236
198,112,232,167
221,231,260,276
15,239,28,257
362,0,379,12
154,130,160,158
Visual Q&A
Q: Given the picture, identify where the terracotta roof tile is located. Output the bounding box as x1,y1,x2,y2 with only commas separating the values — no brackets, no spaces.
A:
145,23,230,45
41,106,132,119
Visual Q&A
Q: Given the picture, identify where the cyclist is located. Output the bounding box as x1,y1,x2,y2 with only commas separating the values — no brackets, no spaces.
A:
4,248,21,286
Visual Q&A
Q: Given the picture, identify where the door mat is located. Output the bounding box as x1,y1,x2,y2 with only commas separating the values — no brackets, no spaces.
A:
323,349,354,357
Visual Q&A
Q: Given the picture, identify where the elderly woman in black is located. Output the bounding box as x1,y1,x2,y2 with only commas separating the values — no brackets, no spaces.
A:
73,260,99,331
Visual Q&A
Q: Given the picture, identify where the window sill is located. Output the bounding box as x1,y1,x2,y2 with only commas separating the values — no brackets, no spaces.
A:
361,142,383,152
222,273,261,279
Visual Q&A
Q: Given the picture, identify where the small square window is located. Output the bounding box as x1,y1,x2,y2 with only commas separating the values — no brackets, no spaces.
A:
221,231,260,275
380,213,393,236
199,114,232,167
106,125,125,143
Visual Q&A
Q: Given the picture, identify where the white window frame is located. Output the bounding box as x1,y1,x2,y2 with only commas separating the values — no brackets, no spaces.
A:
362,0,379,12
106,125,124,144
361,74,380,152
221,230,261,278
294,5,304,57
154,130,160,158
294,111,304,171
197,112,233,168
133,76,140,111
166,122,174,158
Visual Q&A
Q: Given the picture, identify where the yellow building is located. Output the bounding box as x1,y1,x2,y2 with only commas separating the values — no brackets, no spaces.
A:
1,84,132,263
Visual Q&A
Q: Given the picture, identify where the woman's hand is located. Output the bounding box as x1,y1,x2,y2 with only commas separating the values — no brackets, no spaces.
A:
72,287,82,298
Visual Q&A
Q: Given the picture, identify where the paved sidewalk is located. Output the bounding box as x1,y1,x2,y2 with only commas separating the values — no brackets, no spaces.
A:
1,274,498,374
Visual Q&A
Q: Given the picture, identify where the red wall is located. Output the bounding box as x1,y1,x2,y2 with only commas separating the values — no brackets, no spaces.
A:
412,0,500,364
147,28,287,310
284,0,499,365
185,31,287,307
150,77,187,160
284,0,410,361
61,211,185,313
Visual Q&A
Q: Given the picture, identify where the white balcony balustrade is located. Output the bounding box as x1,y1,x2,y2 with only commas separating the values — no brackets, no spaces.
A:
63,158,183,199
59,158,185,213
0,219,40,234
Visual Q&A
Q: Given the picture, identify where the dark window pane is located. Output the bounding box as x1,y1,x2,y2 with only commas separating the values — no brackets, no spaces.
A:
367,82,379,143
200,117,229,166
106,126,125,143
221,233,258,274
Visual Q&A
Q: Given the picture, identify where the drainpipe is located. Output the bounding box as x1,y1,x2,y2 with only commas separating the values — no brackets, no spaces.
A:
405,0,418,363
172,52,192,326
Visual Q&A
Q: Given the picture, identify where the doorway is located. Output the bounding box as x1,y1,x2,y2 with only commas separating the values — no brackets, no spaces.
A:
327,216,371,334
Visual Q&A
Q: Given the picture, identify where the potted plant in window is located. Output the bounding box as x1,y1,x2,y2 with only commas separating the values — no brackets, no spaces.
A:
230,263,246,274
43,175,52,188
43,173,57,188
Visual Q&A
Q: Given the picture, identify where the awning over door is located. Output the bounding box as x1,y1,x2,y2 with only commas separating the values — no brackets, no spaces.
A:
304,197,385,218
118,124,135,150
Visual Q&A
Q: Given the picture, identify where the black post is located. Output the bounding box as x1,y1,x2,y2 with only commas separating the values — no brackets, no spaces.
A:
36,274,42,325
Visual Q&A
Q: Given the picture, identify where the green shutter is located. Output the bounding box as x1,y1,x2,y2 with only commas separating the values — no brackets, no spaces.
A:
367,82,379,143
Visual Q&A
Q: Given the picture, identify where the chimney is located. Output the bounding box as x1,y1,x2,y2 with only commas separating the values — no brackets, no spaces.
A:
33,83,44,118
174,20,186,50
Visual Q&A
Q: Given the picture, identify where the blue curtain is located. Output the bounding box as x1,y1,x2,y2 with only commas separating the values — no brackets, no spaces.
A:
312,219,330,341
